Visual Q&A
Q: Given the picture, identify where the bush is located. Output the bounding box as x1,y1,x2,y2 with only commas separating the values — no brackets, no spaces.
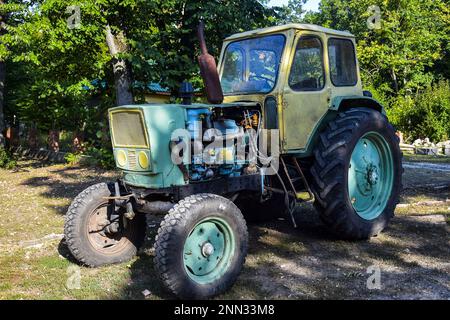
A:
84,146,115,169
387,81,450,142
65,147,115,169
64,152,82,166
0,148,17,170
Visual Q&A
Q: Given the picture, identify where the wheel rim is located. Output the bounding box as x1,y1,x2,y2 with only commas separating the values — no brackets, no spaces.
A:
348,132,394,220
86,203,131,255
183,217,235,284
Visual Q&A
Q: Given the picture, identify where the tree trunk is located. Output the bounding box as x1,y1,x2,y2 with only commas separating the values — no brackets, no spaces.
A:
48,130,60,152
105,25,133,106
72,130,84,153
28,126,38,149
0,61,5,147
0,0,6,147
390,68,399,93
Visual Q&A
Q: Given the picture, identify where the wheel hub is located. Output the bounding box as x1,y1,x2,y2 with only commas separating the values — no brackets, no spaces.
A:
87,204,128,254
367,165,379,186
201,242,215,257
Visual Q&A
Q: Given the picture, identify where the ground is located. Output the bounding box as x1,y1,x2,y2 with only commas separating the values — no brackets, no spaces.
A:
0,157,449,300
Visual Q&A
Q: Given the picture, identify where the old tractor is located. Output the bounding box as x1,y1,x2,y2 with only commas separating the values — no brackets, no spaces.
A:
64,23,402,299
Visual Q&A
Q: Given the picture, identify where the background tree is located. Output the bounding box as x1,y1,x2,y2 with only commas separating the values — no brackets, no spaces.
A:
1,0,449,161
302,0,450,141
0,0,5,147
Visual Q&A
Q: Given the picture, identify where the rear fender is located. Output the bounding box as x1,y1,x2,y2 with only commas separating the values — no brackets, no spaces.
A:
330,95,386,114
291,96,385,158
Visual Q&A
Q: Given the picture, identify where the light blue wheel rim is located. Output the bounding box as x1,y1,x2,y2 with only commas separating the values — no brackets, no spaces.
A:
183,217,235,284
348,132,394,220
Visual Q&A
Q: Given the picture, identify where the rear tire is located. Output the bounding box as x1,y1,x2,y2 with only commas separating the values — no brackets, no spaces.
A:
310,108,403,240
154,194,248,299
64,183,146,267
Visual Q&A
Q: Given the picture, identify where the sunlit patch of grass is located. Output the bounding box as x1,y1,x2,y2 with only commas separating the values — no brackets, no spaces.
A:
404,154,450,164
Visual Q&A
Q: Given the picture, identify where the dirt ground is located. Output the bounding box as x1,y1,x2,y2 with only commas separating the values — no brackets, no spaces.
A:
0,159,448,300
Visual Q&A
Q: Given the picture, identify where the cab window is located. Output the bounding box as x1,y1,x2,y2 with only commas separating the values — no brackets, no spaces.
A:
289,36,325,91
222,49,244,84
221,35,285,94
328,38,357,86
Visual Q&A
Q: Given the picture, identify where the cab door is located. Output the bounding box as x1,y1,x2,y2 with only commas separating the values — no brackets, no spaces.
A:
281,32,331,151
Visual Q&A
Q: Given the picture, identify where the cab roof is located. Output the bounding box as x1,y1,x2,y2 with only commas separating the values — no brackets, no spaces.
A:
225,23,355,41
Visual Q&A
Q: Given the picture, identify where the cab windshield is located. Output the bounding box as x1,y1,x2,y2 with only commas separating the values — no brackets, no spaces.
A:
220,35,285,95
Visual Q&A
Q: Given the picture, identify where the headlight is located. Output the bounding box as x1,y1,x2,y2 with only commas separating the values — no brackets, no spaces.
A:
138,151,149,169
117,150,127,167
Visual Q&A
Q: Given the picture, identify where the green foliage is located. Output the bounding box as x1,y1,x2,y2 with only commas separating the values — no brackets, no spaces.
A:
3,0,111,131
305,0,449,96
0,148,17,169
84,146,115,169
64,152,82,166
65,146,114,169
388,81,450,142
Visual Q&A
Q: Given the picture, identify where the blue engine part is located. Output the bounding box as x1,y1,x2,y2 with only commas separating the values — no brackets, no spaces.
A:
186,109,248,181
213,119,240,135
186,108,212,140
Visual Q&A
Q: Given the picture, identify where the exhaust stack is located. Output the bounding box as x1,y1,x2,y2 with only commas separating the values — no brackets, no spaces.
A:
197,21,224,104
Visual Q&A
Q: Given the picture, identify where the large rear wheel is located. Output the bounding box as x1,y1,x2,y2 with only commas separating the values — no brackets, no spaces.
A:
310,108,403,239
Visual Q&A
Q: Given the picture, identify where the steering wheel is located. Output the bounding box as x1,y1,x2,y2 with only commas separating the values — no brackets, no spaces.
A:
249,75,275,86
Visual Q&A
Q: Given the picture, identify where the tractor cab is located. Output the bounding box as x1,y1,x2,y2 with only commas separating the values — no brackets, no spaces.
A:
218,24,379,153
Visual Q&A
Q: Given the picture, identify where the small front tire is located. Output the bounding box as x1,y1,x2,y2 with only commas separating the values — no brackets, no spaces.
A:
154,194,248,299
64,183,146,267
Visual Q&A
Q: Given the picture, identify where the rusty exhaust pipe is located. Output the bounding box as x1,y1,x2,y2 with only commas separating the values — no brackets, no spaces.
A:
197,21,224,104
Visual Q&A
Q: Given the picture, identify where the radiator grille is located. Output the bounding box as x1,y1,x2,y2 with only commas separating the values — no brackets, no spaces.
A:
128,150,137,170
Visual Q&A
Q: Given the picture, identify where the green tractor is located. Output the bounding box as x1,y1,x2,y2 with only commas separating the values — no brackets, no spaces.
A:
64,23,402,299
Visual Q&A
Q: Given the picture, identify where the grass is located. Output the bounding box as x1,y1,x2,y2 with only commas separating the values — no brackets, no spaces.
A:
403,154,450,164
0,159,449,300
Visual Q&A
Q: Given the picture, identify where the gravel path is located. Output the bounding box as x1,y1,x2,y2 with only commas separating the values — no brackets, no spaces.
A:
403,162,450,172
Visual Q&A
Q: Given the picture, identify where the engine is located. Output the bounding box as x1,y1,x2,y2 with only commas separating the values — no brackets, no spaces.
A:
185,107,260,182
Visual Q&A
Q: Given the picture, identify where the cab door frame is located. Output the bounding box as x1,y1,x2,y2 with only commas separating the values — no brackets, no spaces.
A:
279,30,332,153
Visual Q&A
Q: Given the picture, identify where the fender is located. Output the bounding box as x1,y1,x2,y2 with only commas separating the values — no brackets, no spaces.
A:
330,95,386,114
291,95,386,158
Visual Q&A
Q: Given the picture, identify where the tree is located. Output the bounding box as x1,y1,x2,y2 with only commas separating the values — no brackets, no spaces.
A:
1,0,281,156
305,0,449,96
0,0,9,146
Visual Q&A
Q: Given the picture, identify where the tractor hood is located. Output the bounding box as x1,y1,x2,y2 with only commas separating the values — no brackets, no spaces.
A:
108,102,258,188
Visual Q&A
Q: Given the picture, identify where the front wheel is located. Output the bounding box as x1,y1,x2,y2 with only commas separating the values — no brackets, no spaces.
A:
64,183,146,267
154,194,248,299
310,108,403,240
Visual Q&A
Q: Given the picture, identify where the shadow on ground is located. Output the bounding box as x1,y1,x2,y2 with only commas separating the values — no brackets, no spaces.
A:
16,161,450,299
107,199,449,299
18,161,119,215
